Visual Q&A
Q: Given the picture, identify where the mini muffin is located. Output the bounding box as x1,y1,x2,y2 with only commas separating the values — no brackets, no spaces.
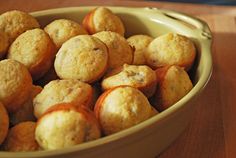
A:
127,34,153,65
35,103,101,150
83,7,125,36
44,19,88,49
3,121,39,151
7,28,56,80
94,86,154,135
154,65,193,111
0,30,9,59
93,31,133,70
0,102,9,145
0,10,40,43
0,59,32,113
33,79,93,118
102,64,157,98
10,85,42,126
54,35,108,83
145,33,196,70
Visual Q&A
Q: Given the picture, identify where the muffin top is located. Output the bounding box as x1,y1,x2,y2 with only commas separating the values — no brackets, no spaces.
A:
7,28,56,80
54,35,108,83
127,34,153,65
95,86,153,135
33,79,93,118
145,33,196,70
93,31,133,70
0,10,39,43
0,30,9,59
0,59,32,113
0,102,9,145
35,104,101,150
2,121,39,151
44,19,88,49
102,64,156,90
83,7,125,36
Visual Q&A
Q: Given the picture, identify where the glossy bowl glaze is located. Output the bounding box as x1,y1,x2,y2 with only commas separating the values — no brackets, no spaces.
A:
0,6,212,158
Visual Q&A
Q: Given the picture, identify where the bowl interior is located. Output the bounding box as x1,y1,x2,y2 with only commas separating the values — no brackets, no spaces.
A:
0,6,212,158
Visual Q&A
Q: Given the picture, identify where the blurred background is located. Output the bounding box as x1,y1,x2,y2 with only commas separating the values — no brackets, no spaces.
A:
151,0,236,5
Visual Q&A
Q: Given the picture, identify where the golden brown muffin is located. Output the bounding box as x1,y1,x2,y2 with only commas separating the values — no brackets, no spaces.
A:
127,34,153,65
94,86,154,135
0,102,9,145
35,103,101,150
154,65,193,111
0,10,40,43
0,59,32,113
44,19,88,49
54,35,108,83
145,33,196,70
7,28,56,80
2,121,40,151
0,30,9,59
10,85,42,126
102,64,157,98
82,7,125,36
93,31,133,70
33,79,93,118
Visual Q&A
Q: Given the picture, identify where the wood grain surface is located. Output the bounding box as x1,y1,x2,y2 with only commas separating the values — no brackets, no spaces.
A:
1,1,235,158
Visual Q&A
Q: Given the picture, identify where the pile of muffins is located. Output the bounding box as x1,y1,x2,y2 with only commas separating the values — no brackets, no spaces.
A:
0,7,196,151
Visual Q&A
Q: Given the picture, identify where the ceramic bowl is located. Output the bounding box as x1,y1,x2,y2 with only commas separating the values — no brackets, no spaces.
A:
0,6,212,158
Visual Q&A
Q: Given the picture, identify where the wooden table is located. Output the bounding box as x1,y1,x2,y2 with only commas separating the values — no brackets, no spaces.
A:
1,1,235,158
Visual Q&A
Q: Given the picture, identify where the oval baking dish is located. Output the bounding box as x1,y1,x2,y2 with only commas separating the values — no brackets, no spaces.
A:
0,6,212,158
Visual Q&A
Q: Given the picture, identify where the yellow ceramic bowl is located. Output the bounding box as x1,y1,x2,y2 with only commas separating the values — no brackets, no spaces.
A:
0,6,212,158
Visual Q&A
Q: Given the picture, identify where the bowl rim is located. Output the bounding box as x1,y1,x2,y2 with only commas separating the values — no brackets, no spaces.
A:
0,6,213,158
